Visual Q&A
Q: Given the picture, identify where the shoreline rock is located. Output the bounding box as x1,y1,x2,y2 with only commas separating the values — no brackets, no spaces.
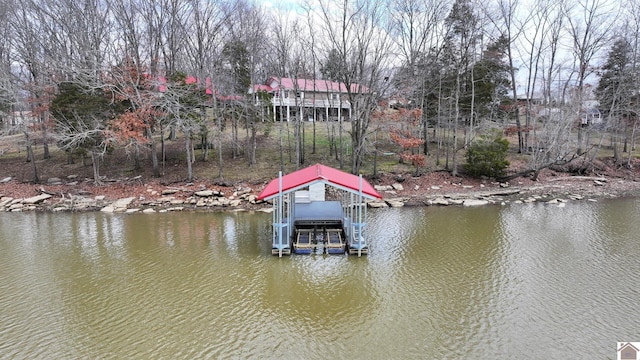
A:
1,177,639,213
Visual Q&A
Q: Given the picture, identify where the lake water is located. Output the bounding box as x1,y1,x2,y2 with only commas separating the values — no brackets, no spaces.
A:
1,199,639,359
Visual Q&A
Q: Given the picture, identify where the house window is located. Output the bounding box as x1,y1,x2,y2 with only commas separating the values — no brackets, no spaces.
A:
331,93,339,101
296,91,304,99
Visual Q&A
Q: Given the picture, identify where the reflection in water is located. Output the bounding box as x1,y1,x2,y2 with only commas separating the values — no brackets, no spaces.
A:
1,199,640,358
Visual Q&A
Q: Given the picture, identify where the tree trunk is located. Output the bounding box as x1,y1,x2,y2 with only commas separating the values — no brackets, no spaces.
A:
506,30,524,154
232,113,239,159
452,72,461,176
42,119,50,160
217,107,224,179
185,129,194,181
23,130,39,183
91,149,101,185
287,121,292,163
295,111,301,169
147,128,160,177
627,120,637,167
161,125,166,176
249,118,257,166
201,106,209,162
422,109,429,156
338,118,344,169
134,143,141,170
312,115,317,154
300,118,305,165
577,124,584,155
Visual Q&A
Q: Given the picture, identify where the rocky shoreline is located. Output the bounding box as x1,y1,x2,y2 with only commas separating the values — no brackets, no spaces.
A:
372,176,640,208
2,174,639,213
0,177,265,213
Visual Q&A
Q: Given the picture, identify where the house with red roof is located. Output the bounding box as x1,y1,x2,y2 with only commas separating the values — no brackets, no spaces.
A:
154,75,366,119
251,77,368,122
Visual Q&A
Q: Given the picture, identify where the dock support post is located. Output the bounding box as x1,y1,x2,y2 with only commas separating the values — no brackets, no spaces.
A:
278,171,283,257
358,175,363,257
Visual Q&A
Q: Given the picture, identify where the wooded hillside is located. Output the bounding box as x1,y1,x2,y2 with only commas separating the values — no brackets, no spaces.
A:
1,0,638,185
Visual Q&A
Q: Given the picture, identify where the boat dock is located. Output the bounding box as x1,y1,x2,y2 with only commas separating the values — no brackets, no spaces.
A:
256,164,382,257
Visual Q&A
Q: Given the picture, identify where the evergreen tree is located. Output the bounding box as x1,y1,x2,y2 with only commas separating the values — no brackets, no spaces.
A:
0,85,12,116
50,82,120,183
442,0,480,117
50,82,116,152
320,49,344,81
467,35,512,118
465,133,510,178
222,40,252,95
596,38,633,119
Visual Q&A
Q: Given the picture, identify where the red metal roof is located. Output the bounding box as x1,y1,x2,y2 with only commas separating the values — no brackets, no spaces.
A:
263,77,369,94
257,163,382,200
185,76,213,95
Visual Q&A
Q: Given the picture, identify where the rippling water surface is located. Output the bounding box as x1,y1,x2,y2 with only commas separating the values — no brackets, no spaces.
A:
1,199,639,359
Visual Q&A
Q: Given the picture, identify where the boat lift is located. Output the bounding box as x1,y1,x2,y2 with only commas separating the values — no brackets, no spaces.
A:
257,164,382,257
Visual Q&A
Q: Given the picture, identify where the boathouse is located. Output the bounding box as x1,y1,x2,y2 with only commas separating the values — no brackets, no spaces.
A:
257,164,382,257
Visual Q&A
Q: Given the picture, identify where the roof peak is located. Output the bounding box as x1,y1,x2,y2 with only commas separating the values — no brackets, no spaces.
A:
257,163,381,200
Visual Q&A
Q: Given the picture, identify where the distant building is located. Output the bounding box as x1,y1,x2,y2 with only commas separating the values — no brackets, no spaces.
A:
251,77,368,122
386,95,411,109
9,111,38,126
580,107,602,126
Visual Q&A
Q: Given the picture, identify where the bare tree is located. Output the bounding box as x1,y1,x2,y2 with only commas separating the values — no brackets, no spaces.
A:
315,0,394,174
484,0,528,152
268,14,315,169
492,0,581,181
160,74,209,181
9,1,54,170
566,0,618,155
263,15,287,172
441,0,483,176
110,0,162,174
514,0,557,152
182,0,232,177
624,0,640,165
0,0,16,129
389,0,448,157
223,0,269,167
